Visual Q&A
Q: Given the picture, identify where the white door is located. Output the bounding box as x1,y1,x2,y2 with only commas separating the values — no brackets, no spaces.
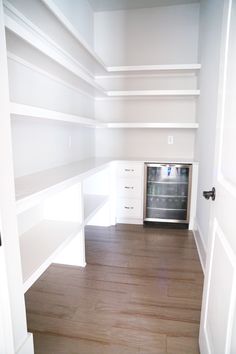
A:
0,228,14,354
199,0,236,353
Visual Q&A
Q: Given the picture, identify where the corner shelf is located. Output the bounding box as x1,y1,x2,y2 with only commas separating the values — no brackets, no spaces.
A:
106,122,199,129
10,102,100,127
20,220,81,293
84,194,109,225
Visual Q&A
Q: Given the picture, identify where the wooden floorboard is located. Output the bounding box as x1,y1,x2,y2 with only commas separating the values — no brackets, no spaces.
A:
25,224,204,353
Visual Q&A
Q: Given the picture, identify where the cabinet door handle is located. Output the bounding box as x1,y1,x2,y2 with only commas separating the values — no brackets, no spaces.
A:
124,186,134,189
124,206,134,210
124,169,134,172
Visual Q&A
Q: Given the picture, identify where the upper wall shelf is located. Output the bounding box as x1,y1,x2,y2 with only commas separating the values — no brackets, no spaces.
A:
16,0,201,77
103,90,200,98
107,64,201,72
106,122,199,129
4,1,105,95
105,64,201,75
10,102,100,127
41,0,107,73
4,1,201,99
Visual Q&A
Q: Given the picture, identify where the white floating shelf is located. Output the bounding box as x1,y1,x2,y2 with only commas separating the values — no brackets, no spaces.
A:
106,64,201,73
106,122,199,129
84,194,109,225
27,1,202,77
4,2,105,94
20,220,81,293
10,102,99,127
105,90,200,97
41,0,106,73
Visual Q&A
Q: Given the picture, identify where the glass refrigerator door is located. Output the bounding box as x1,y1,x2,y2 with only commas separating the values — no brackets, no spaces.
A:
146,164,190,222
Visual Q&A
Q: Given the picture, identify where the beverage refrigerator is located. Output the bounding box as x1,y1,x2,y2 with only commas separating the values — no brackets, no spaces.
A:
144,163,192,224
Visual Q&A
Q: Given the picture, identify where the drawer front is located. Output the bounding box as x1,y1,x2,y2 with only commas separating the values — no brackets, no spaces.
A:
117,178,142,198
117,163,143,178
117,198,142,218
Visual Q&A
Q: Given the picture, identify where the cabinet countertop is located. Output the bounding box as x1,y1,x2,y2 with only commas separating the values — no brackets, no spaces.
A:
15,157,198,213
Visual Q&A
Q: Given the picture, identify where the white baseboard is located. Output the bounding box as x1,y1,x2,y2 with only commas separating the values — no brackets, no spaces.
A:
16,333,34,354
116,217,143,225
193,220,207,274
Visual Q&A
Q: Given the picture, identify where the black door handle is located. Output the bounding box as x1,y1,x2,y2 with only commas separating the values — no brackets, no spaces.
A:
203,187,216,201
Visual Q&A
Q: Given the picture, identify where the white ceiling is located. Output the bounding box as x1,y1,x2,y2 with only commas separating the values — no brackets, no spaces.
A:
88,0,199,12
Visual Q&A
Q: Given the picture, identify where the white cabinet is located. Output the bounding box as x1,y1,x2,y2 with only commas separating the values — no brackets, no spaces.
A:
117,178,142,198
116,162,144,224
115,160,198,228
117,198,142,219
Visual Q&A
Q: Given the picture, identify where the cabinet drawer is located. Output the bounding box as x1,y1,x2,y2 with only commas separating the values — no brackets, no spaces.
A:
117,178,142,198
117,163,143,178
117,198,142,218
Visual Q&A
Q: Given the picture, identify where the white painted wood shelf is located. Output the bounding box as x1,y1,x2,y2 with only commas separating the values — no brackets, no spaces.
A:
15,158,112,214
106,64,201,72
105,90,200,97
41,0,107,74
106,122,199,129
20,220,81,293
84,194,109,225
10,103,199,129
4,1,105,95
4,1,201,99
10,102,100,127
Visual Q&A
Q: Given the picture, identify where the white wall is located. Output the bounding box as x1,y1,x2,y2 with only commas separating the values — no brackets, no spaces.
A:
96,128,195,159
7,0,96,74
194,0,225,250
94,4,199,160
7,0,96,178
94,3,199,66
53,0,94,48
11,118,95,178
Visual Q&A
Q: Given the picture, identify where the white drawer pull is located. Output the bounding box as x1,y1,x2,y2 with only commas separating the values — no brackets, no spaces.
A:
124,206,134,210
124,168,134,172
124,186,134,189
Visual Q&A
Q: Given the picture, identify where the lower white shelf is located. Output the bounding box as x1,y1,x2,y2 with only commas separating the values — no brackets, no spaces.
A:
20,220,81,293
84,194,109,225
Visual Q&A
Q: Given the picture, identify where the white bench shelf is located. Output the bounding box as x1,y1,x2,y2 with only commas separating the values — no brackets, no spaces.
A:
20,219,81,293
84,194,109,225
15,158,112,214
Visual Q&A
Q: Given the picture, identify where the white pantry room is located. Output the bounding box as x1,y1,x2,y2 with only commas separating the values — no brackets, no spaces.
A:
0,1,235,354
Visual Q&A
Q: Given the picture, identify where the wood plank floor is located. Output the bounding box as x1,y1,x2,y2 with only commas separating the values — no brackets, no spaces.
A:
25,224,204,354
